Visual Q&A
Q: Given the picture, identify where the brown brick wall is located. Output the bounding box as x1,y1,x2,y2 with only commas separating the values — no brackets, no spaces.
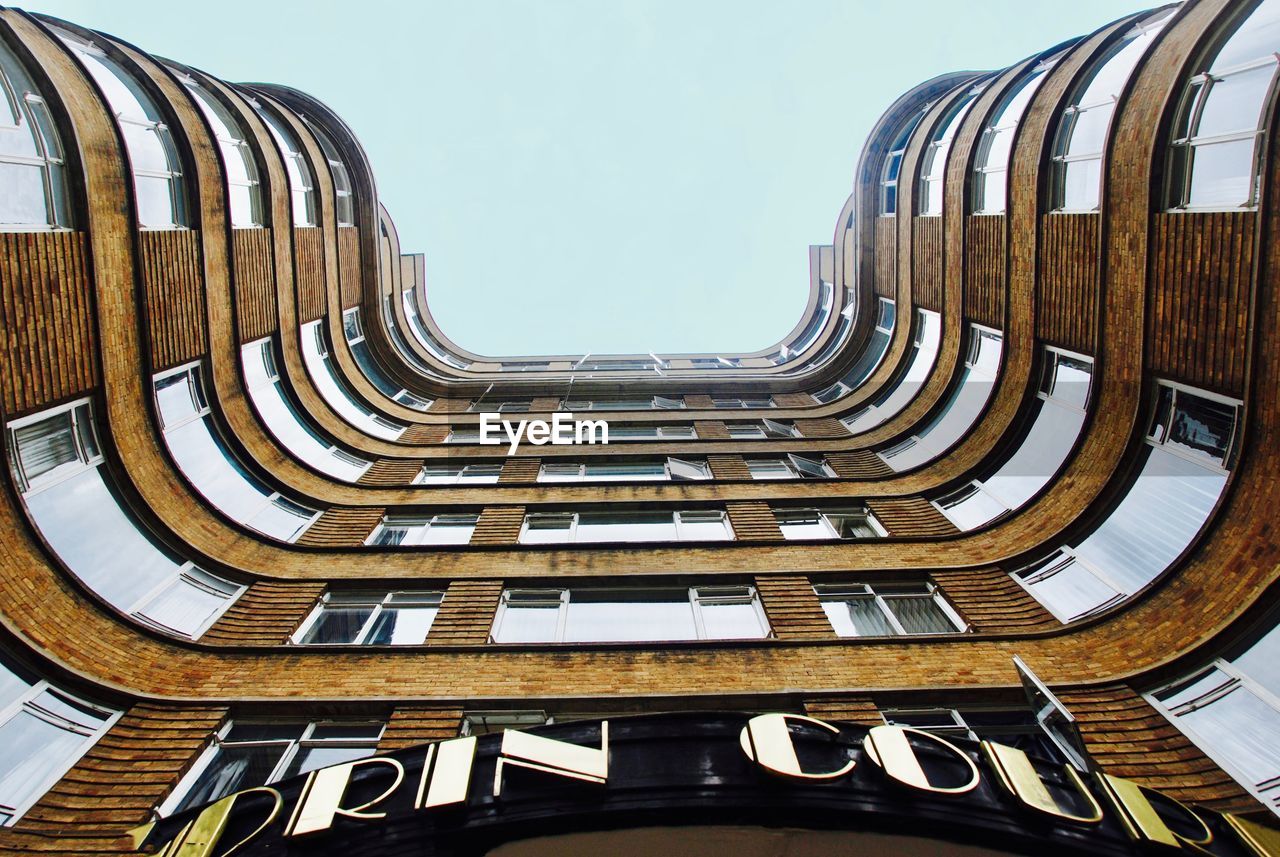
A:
793,417,848,438
499,458,541,483
400,424,448,443
470,506,525,545
804,696,882,726
428,579,505,645
964,214,1004,328
295,506,385,547
912,215,944,311
201,581,326,645
826,451,892,479
138,229,206,371
360,458,424,486
755,574,835,639
338,225,362,310
378,705,464,750
873,217,896,298
1038,214,1099,355
707,454,750,480
1147,211,1253,396
693,419,730,439
866,497,958,537
295,226,326,323
726,501,783,540
0,231,96,415
233,226,277,343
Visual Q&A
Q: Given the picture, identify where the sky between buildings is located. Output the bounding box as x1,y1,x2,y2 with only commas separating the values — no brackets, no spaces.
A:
22,0,1154,356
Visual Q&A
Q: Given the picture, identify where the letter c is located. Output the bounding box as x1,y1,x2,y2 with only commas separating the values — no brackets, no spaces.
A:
739,713,856,781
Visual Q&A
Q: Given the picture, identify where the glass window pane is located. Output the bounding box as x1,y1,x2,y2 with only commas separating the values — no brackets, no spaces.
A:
0,705,95,816
1058,157,1102,210
1197,65,1274,137
279,744,373,779
1211,0,1280,72
577,512,675,543
421,519,475,545
364,606,437,645
300,607,374,644
133,174,178,227
1186,138,1257,208
884,595,956,634
494,603,561,643
1167,683,1280,792
700,600,767,639
134,571,238,637
0,161,48,225
13,410,78,484
939,483,1008,531
827,596,895,636
563,590,695,642
175,744,288,811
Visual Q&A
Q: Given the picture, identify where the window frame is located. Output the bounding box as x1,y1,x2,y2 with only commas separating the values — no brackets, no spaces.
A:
367,513,480,547
291,590,444,646
0,678,120,826
491,584,770,644
157,718,384,817
518,509,734,545
0,39,72,231
814,580,967,637
774,507,887,540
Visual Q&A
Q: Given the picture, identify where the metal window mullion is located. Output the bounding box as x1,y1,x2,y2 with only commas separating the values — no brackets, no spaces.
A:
353,603,385,645
872,592,908,635
689,588,710,639
554,590,571,642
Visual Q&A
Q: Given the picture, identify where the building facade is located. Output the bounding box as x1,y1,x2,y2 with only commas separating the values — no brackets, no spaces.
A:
0,0,1278,853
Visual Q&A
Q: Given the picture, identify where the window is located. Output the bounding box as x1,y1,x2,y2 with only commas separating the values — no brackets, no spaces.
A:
562,397,685,411
154,363,320,542
0,39,71,229
249,99,315,226
1149,620,1280,814
537,458,710,483
972,54,1062,214
879,107,927,215
1168,0,1280,210
367,514,478,546
519,510,734,544
0,657,119,826
461,710,550,735
416,463,502,485
810,298,896,402
1014,381,1238,622
492,586,770,643
445,427,481,444
918,80,987,215
8,401,245,639
306,121,354,225
816,582,964,636
710,397,774,409
727,419,800,439
172,67,261,227
471,400,532,413
402,289,471,370
342,309,432,411
55,27,187,228
293,591,442,645
161,720,384,815
775,507,885,540
605,424,697,441
881,707,1076,767
301,320,406,440
1050,10,1173,211
842,309,941,433
746,454,834,480
787,280,834,358
879,325,1002,471
241,338,371,481
935,347,1093,530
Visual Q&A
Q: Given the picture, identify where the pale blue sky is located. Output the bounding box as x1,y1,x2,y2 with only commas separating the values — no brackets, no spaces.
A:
23,1,1151,356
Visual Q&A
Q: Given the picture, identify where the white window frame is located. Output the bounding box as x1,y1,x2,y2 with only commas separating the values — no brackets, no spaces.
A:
746,454,834,480
157,719,384,817
0,40,72,231
171,67,262,228
814,581,966,636
518,509,734,544
154,361,323,542
491,584,769,643
291,590,444,646
605,425,698,441
242,337,372,480
0,679,120,826
1146,656,1280,812
341,308,432,411
367,513,479,546
415,462,503,485
710,397,775,409
128,564,245,640
1146,379,1241,473
536,458,709,483
774,507,887,540
6,397,101,495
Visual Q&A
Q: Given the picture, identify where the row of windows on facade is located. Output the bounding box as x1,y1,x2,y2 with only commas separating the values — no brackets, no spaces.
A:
878,2,1280,219
290,581,966,648
469,396,777,412
0,24,356,231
